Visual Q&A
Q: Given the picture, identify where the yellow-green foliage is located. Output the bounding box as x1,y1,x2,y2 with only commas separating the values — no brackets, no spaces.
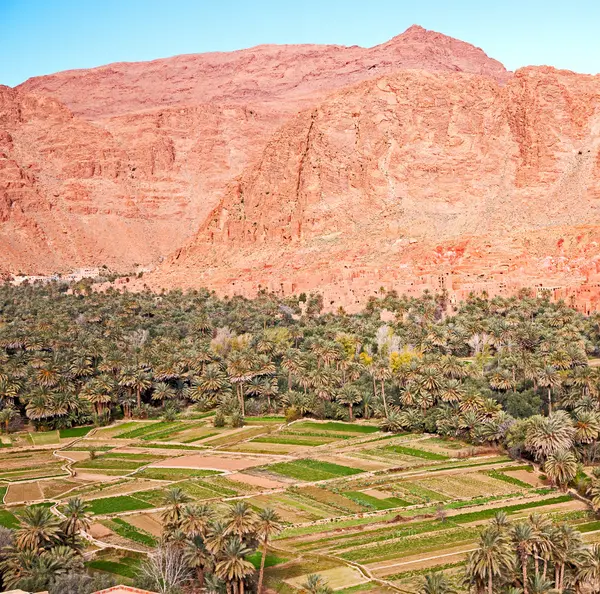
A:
390,347,421,372
336,333,358,360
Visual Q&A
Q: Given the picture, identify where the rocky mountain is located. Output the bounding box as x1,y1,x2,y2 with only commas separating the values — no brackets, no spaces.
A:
3,25,600,309
0,26,508,275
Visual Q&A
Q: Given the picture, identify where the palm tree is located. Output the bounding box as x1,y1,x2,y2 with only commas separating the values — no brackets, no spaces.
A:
512,521,536,594
24,390,55,424
0,548,74,590
336,384,362,421
439,379,465,404
490,511,510,535
161,488,191,531
588,478,600,512
527,574,558,594
225,501,257,538
0,406,16,433
551,523,582,591
81,376,114,415
525,412,575,461
0,376,20,406
575,544,600,592
187,364,229,403
466,526,514,594
119,368,152,409
214,536,255,594
372,361,392,418
281,349,304,392
181,503,212,537
205,520,228,556
151,382,176,404
537,366,561,415
15,506,62,551
61,497,91,545
183,534,211,588
572,410,600,445
255,508,283,593
528,514,552,579
420,571,457,594
544,450,577,491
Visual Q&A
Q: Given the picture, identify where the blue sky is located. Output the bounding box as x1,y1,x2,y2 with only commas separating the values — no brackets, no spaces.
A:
1,0,599,87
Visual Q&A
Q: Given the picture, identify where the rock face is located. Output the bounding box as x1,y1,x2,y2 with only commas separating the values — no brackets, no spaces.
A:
153,67,600,310
2,25,509,275
4,26,600,310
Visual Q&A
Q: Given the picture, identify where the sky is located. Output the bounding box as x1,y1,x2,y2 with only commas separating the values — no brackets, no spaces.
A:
1,0,599,87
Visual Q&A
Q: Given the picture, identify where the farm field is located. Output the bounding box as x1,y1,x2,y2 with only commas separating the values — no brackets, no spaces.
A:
0,417,596,593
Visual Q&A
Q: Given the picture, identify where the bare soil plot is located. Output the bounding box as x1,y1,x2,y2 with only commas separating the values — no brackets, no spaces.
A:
362,488,395,500
5,481,44,503
81,479,166,501
151,453,285,472
504,469,546,487
0,450,57,470
228,472,287,489
203,426,276,447
286,565,368,590
72,471,120,482
511,498,588,517
223,441,307,455
89,522,114,539
416,472,520,499
29,431,61,446
41,478,88,499
125,512,163,537
92,422,153,439
315,454,391,472
57,450,90,462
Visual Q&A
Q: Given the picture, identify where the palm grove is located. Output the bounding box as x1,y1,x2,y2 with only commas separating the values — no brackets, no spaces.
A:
3,284,600,590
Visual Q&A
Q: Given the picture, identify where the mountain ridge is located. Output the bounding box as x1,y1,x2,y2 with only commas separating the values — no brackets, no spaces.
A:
4,26,600,311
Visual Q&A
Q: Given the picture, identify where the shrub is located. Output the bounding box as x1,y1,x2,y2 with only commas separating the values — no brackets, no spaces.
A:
285,406,301,423
50,573,117,594
379,410,406,433
213,411,225,428
230,412,244,428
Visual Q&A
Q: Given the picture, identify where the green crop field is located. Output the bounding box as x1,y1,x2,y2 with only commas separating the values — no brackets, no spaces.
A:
59,426,94,438
289,421,379,434
265,459,364,481
86,559,141,579
0,509,20,529
383,444,449,460
134,467,221,481
86,495,155,515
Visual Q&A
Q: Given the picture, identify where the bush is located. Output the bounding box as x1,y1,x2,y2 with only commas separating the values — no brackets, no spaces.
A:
285,406,301,423
379,410,406,433
50,572,117,594
213,411,225,428
230,411,244,428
